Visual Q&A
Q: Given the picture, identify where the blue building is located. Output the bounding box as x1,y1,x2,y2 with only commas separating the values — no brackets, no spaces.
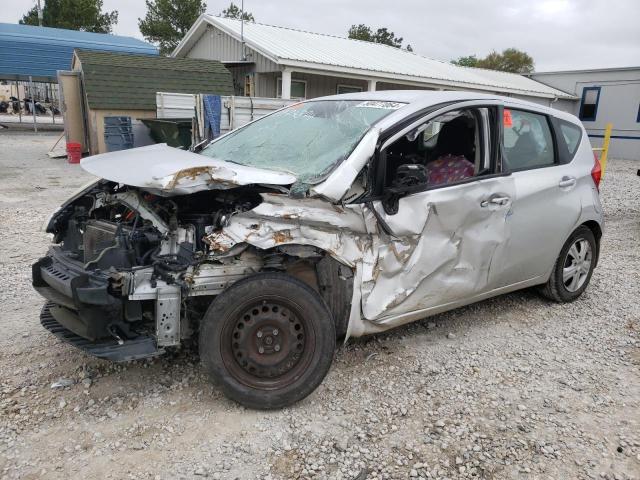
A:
0,23,157,82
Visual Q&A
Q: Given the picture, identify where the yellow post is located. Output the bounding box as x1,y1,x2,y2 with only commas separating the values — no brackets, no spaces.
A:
599,123,612,176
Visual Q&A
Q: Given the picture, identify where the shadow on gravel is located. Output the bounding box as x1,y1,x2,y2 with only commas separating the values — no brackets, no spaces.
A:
33,286,553,406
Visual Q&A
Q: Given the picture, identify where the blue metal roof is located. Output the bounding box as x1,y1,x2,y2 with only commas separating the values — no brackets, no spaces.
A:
0,23,158,82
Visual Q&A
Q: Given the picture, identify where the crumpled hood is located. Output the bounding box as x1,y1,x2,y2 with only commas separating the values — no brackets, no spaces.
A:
80,143,297,196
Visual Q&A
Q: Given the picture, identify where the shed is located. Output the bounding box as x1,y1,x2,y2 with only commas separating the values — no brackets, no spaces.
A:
64,49,234,155
173,15,574,106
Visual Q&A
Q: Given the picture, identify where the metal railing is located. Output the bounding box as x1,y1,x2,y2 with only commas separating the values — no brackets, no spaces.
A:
0,77,62,132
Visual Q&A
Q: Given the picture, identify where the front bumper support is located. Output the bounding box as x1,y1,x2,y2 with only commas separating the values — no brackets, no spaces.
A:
40,303,162,362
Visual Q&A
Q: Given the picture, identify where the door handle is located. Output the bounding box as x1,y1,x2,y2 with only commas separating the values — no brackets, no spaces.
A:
480,196,511,207
558,176,576,188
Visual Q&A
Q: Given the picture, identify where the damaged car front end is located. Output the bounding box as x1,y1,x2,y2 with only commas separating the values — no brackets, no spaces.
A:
33,176,269,359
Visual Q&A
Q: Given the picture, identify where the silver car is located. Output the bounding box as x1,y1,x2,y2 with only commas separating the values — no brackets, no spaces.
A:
32,91,603,408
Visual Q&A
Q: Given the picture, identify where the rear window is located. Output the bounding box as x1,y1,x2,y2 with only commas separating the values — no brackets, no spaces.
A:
559,122,582,156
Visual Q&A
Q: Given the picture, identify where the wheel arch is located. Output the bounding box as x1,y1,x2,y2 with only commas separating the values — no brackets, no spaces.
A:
580,220,602,266
254,245,355,339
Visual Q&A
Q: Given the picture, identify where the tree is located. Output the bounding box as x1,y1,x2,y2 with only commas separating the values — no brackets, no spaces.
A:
348,24,411,50
221,2,255,21
371,27,403,48
139,0,206,55
20,0,118,33
477,48,534,74
451,49,534,74
451,55,479,68
348,24,374,42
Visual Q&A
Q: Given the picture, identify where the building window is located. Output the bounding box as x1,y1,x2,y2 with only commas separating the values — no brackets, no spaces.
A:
637,103,640,123
277,78,307,99
579,86,600,121
337,84,363,94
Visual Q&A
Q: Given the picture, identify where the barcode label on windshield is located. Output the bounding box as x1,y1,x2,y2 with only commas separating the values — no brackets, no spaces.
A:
356,101,404,110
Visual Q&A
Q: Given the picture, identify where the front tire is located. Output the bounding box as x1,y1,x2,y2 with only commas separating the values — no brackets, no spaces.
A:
199,273,336,409
540,226,597,302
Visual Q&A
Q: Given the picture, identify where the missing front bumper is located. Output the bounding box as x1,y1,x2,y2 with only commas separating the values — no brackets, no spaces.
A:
40,302,163,362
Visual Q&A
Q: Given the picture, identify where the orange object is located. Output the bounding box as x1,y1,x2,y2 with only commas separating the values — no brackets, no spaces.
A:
503,109,513,127
591,152,602,191
66,142,82,164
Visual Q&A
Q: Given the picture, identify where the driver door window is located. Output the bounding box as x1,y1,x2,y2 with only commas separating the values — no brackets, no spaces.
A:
381,108,491,193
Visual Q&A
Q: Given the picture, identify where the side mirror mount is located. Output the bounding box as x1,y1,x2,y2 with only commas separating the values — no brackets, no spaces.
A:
382,190,400,215
382,164,429,215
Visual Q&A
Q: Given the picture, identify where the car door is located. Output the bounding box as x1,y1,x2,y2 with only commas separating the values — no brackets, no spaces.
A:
359,104,515,322
494,106,584,287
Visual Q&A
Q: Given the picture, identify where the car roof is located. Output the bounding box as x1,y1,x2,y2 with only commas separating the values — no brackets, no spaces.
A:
311,90,581,126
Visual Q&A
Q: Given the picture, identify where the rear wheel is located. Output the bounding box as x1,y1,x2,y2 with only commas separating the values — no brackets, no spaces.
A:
540,226,597,302
199,273,335,409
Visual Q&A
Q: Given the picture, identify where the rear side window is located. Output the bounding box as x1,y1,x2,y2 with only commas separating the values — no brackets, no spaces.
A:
559,122,582,155
503,109,555,171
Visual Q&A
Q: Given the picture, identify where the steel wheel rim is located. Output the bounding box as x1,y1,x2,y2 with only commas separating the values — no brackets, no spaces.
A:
562,238,592,292
220,296,315,391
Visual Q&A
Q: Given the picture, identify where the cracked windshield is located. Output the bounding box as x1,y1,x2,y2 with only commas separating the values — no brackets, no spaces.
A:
201,100,404,183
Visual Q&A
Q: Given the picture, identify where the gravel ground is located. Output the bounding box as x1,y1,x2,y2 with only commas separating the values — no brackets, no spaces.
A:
0,131,638,480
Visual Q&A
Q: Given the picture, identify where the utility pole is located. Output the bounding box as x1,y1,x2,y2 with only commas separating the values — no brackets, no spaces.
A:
37,0,43,26
240,0,245,61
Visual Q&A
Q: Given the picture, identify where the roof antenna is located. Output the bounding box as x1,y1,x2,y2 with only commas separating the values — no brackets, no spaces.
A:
240,0,246,61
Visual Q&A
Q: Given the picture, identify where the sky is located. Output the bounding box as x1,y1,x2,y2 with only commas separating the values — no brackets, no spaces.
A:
2,0,639,71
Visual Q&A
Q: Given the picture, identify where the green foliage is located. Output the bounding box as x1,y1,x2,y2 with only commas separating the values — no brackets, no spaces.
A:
348,24,373,42
451,55,479,68
452,49,534,74
139,0,206,55
20,0,118,33
348,24,411,50
221,2,255,21
477,48,534,74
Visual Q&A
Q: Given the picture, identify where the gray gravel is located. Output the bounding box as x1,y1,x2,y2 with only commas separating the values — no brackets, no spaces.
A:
0,131,639,480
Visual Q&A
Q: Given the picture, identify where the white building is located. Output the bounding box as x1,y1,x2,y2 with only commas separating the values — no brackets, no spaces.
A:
531,67,640,160
173,15,573,106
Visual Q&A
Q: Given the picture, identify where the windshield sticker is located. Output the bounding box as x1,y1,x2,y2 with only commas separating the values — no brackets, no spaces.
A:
356,101,404,110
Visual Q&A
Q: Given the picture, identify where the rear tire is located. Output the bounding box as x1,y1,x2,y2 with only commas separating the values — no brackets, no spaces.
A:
199,273,335,409
540,226,597,302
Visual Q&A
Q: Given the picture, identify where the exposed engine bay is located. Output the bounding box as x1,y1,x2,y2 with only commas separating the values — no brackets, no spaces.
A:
32,180,352,360
47,180,262,273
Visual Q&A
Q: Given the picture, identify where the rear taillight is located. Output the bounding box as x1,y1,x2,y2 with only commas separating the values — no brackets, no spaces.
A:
591,152,602,192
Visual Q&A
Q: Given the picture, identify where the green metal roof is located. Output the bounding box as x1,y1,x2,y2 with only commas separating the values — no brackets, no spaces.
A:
76,49,234,110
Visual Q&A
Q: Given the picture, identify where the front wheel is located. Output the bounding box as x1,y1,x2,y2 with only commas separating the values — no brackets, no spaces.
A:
199,273,336,409
540,225,597,302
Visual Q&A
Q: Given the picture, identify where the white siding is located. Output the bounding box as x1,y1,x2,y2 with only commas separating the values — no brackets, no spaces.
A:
377,82,435,91
185,25,277,73
258,72,369,99
532,69,640,160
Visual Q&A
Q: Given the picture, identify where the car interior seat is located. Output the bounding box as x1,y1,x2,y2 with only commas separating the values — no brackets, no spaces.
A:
433,116,476,161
